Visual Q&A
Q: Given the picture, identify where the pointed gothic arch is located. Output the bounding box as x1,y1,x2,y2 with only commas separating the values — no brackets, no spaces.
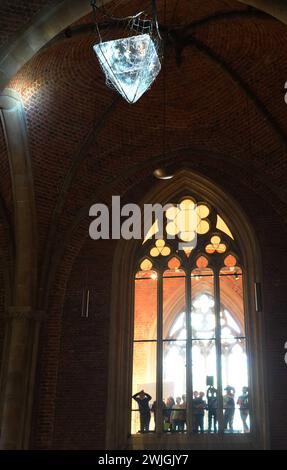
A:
107,169,268,449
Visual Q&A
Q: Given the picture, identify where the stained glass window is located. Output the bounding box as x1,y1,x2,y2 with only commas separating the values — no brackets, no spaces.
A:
132,197,250,436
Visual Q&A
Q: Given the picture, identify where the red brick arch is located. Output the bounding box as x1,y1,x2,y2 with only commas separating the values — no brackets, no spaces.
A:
103,169,268,449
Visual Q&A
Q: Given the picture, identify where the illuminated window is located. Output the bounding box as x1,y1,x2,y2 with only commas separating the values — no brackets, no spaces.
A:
132,197,250,435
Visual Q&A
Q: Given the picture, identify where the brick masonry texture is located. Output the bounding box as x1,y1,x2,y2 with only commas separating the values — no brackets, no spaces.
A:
0,0,60,49
0,121,13,383
0,0,287,449
30,156,287,449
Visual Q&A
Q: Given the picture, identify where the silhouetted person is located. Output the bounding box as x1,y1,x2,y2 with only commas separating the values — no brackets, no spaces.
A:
165,397,175,431
193,391,205,433
171,396,182,432
132,390,152,433
192,391,198,432
223,386,235,432
237,386,249,433
207,386,218,433
179,394,187,432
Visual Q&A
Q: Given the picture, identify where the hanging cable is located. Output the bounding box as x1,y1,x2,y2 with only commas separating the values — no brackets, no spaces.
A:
91,0,162,104
91,0,102,42
152,0,162,40
91,0,145,23
163,0,167,164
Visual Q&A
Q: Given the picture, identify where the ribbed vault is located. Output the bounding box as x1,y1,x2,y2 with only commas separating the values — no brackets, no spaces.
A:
0,0,287,450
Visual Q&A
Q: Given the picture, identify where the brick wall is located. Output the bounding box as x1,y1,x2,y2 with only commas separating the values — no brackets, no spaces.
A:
0,266,5,384
49,239,116,449
29,161,287,449
0,0,286,451
0,121,12,389
0,123,6,374
0,0,60,49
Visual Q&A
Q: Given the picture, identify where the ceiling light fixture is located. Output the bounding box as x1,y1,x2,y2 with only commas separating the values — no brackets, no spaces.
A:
91,0,162,104
153,1,174,182
153,168,174,180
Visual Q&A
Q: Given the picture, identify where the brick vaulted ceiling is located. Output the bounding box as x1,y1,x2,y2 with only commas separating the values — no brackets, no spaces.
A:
1,0,287,307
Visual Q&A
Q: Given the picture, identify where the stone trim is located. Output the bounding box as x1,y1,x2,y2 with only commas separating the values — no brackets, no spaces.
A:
106,169,269,450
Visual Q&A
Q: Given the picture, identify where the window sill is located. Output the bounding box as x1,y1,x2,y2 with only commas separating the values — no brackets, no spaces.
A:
128,432,258,450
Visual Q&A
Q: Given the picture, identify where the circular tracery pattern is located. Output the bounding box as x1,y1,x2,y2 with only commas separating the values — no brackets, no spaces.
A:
205,235,227,254
133,194,249,435
166,199,210,242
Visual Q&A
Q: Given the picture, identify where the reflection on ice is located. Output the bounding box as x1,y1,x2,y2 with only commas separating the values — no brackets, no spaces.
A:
94,34,161,103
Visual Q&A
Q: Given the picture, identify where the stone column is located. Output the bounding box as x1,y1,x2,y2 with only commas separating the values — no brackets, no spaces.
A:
0,308,44,449
0,90,38,449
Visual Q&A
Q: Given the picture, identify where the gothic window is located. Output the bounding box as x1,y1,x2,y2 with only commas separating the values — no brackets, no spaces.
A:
132,197,250,435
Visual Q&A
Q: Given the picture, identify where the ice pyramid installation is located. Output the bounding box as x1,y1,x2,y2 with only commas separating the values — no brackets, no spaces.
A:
94,34,161,104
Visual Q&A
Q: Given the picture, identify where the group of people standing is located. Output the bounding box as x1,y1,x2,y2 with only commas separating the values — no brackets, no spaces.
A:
223,385,249,433
132,385,249,434
164,395,186,432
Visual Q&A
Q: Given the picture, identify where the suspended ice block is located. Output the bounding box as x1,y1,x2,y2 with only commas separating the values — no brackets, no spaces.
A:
94,34,161,104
